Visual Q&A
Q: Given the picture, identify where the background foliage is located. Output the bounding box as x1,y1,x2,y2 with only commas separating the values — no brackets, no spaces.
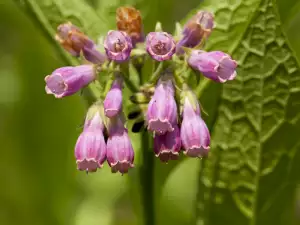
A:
1,0,300,225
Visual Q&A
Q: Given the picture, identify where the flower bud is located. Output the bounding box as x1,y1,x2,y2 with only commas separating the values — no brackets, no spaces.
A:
104,30,133,62
146,32,176,61
116,6,144,46
83,101,106,130
154,125,181,162
56,22,106,64
75,110,106,172
106,118,134,174
82,46,107,64
45,65,96,98
130,92,151,104
56,22,91,56
176,11,214,54
188,50,237,82
146,78,177,135
104,78,123,118
180,96,210,158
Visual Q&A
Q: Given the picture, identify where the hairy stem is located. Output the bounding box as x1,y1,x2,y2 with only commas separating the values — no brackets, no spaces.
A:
140,131,155,225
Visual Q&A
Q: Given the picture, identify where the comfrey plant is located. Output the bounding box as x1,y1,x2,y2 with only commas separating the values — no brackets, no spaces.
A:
45,7,237,174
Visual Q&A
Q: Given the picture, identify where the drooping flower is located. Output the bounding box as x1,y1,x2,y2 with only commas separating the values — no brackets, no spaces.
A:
45,65,96,98
104,77,123,118
55,22,106,64
176,11,214,54
154,125,181,162
104,30,133,62
180,92,210,158
75,105,106,172
116,6,144,46
188,50,237,82
146,32,176,61
82,46,107,64
106,117,134,174
146,77,177,134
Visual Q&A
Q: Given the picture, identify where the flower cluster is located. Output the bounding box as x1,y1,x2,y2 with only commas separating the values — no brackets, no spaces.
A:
45,7,237,174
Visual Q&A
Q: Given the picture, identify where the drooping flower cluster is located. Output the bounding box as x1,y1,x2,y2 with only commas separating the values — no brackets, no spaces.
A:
45,6,237,174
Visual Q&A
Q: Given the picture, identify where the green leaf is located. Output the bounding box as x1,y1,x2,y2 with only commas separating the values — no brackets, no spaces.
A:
197,0,300,225
13,0,111,64
14,0,111,38
276,0,300,61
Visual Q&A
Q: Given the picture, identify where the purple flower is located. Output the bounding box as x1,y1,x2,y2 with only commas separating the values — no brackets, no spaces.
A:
180,95,210,158
45,65,96,98
188,50,237,82
146,32,176,61
104,78,123,118
146,78,177,135
104,30,133,62
75,110,106,172
56,22,106,64
106,119,134,174
82,46,107,64
154,125,181,162
176,11,214,54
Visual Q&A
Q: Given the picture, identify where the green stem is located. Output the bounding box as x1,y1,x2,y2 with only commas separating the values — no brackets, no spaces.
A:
140,131,155,225
195,78,210,97
174,70,185,88
123,75,139,93
149,61,164,84
102,72,114,98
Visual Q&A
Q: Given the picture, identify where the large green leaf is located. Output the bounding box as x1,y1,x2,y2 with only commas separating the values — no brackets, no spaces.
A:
197,0,300,225
276,0,300,61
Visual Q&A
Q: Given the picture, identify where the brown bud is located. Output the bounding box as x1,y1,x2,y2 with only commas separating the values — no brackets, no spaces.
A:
116,6,144,45
55,22,94,56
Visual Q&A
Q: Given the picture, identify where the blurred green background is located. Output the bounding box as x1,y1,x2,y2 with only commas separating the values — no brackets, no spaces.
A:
1,0,300,225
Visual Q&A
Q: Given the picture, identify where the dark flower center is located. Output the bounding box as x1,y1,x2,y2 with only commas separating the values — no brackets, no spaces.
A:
153,41,167,55
114,38,125,52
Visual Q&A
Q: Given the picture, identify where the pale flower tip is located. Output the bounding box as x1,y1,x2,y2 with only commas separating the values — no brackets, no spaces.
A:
45,86,52,95
110,161,134,174
76,159,102,173
229,71,237,80
183,146,209,158
147,119,174,135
